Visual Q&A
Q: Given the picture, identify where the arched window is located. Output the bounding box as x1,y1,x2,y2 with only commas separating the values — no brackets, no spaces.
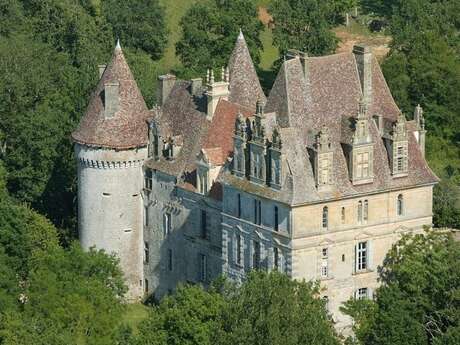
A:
364,200,369,221
397,194,404,216
322,206,328,229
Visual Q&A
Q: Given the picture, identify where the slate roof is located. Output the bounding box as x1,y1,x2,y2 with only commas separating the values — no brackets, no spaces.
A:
72,42,151,149
228,31,266,111
223,51,438,205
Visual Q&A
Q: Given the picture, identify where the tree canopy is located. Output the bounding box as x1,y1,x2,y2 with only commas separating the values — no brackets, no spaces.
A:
126,271,339,345
176,0,264,76
342,230,460,345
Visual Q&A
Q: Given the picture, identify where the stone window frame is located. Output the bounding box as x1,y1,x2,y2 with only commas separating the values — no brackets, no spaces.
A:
356,287,368,300
397,194,404,216
356,241,368,272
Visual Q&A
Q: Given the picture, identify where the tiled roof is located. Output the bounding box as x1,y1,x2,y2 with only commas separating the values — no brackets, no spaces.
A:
228,31,266,111
72,43,150,149
223,51,437,205
203,99,252,161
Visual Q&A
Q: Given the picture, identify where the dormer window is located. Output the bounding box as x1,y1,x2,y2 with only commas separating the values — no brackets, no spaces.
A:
315,126,333,191
349,98,374,185
197,167,209,194
233,113,247,178
388,114,408,177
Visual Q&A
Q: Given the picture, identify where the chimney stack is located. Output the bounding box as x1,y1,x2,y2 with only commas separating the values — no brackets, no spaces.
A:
98,64,107,79
205,67,229,119
158,74,176,105
353,44,372,107
104,81,119,118
414,104,426,157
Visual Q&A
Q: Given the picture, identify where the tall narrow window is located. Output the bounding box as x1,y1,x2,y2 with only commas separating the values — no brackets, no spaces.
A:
356,241,368,271
199,254,207,282
358,201,363,223
168,248,173,271
341,207,346,223
163,213,171,236
274,206,279,231
322,206,328,229
236,234,242,266
397,194,404,216
144,279,149,293
144,169,152,189
273,247,279,270
144,206,149,226
252,241,261,269
144,242,149,263
321,247,328,278
364,200,369,221
254,200,261,225
201,210,207,239
237,193,241,218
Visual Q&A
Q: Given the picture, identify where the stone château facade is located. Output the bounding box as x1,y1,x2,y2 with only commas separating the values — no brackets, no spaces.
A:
72,33,437,331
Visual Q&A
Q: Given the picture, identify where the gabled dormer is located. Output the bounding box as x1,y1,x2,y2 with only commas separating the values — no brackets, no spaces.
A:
349,98,374,185
314,126,334,191
232,112,247,178
248,100,267,185
269,127,282,189
388,113,408,178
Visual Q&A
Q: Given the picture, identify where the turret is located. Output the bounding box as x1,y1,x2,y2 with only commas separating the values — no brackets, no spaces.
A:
71,41,149,300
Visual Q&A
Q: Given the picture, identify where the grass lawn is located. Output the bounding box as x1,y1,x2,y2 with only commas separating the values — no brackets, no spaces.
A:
259,26,278,70
123,303,150,333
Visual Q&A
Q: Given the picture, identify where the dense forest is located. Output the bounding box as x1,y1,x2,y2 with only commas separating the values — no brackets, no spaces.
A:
0,0,459,344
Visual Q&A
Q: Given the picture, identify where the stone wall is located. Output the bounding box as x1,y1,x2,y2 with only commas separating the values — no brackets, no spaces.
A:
75,144,147,300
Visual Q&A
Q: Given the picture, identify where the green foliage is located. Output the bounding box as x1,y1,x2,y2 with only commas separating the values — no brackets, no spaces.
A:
342,230,460,345
101,0,168,60
128,271,339,345
220,271,339,345
176,0,264,76
372,0,460,228
269,0,343,58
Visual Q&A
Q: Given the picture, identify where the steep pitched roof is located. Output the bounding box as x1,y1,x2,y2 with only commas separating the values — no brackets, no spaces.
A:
265,57,311,129
72,42,151,149
228,31,266,111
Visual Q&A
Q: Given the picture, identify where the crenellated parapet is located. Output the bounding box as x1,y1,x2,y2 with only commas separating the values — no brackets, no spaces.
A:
78,157,144,169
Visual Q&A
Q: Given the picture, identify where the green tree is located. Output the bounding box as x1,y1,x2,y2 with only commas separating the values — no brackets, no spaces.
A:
220,271,339,345
269,0,340,58
342,230,460,345
101,0,168,60
176,0,264,75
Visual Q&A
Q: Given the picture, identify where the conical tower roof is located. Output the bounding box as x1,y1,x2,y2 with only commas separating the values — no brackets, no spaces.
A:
72,41,150,149
228,30,266,111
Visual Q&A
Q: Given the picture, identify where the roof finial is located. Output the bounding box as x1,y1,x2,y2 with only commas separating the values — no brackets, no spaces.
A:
238,28,244,40
115,38,121,50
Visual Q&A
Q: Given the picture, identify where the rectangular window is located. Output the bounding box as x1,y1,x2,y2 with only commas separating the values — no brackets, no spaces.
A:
321,259,328,278
168,248,173,271
356,287,368,300
144,279,149,293
163,213,171,236
237,194,241,218
322,247,328,258
144,242,149,264
274,247,279,270
357,241,368,271
252,241,261,269
358,201,363,223
199,254,207,282
274,206,279,231
144,169,152,189
364,200,368,221
341,207,346,223
201,210,207,239
254,200,261,225
236,234,242,266
144,206,149,226
356,152,370,178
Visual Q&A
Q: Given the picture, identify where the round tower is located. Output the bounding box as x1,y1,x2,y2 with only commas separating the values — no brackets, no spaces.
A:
72,41,150,300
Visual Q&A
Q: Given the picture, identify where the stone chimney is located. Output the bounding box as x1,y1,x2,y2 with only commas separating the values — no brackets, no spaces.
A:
191,78,202,95
353,44,372,106
98,64,107,79
414,104,426,157
205,67,229,119
158,74,176,105
104,81,120,118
